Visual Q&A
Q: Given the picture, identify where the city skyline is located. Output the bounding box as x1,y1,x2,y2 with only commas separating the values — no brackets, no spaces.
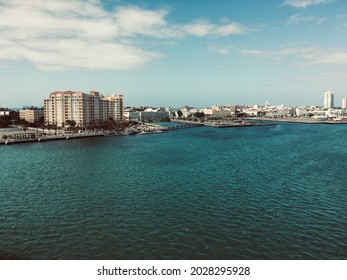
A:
1,0,347,107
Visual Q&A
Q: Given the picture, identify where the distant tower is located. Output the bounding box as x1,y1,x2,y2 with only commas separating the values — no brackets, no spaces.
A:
323,91,334,109
342,98,347,109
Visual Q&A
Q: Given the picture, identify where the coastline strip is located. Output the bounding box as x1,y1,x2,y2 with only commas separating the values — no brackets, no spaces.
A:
247,117,347,124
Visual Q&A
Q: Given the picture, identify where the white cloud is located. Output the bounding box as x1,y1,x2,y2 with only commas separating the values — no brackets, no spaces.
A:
283,0,334,8
215,23,245,36
293,72,347,84
207,46,230,55
113,6,170,38
240,49,266,56
0,0,153,71
183,20,245,37
0,0,246,71
299,48,347,65
0,39,160,71
183,21,216,37
240,48,296,59
240,46,347,66
286,13,326,25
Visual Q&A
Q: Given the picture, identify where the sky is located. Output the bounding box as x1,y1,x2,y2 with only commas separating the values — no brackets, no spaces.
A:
1,0,347,108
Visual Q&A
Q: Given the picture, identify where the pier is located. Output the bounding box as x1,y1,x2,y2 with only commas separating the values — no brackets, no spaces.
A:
143,123,169,131
143,122,203,130
170,120,275,129
0,131,110,145
1,120,275,145
204,121,276,128
167,122,204,130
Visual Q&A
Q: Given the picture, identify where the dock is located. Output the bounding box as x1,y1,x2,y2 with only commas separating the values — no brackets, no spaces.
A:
171,120,276,128
0,131,110,145
1,120,276,145
204,121,276,128
143,122,203,130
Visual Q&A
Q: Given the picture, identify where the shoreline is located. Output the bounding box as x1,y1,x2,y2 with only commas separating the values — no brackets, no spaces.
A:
0,124,170,145
247,117,347,124
204,121,276,128
0,131,123,145
2,117,347,145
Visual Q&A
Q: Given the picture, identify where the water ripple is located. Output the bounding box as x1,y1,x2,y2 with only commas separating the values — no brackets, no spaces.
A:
0,123,346,259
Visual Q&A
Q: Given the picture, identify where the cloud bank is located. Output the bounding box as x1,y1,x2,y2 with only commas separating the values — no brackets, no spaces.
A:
285,13,326,25
240,47,347,66
283,0,333,9
0,0,246,71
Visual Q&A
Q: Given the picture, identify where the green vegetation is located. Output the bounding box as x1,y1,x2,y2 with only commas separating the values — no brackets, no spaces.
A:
0,110,19,128
0,109,45,129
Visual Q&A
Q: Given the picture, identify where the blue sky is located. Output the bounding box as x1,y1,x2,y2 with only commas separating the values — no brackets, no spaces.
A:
1,0,347,108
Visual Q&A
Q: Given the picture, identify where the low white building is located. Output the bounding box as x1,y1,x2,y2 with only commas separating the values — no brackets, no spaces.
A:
295,107,309,117
20,107,44,123
203,108,233,117
266,111,286,118
124,111,170,121
0,110,10,116
178,106,199,118
144,107,166,113
326,108,342,118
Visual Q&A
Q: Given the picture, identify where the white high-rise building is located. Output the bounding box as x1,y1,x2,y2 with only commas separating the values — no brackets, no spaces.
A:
323,91,334,109
342,98,347,109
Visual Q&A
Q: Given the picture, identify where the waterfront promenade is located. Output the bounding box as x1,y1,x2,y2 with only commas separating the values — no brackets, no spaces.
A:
0,127,120,145
0,131,109,145
2,116,346,145
175,119,276,128
0,122,169,145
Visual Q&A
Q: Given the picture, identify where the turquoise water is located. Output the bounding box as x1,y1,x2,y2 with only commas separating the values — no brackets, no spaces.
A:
0,123,346,259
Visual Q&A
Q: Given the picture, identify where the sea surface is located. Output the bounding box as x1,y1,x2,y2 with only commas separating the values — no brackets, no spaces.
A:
0,122,346,259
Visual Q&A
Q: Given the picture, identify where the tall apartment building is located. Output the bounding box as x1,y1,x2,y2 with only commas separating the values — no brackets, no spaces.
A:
342,98,347,109
323,91,334,109
88,90,109,124
44,90,124,128
103,94,124,121
19,107,44,123
44,91,86,128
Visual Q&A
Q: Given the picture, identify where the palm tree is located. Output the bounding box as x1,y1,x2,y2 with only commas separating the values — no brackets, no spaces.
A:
65,120,77,132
